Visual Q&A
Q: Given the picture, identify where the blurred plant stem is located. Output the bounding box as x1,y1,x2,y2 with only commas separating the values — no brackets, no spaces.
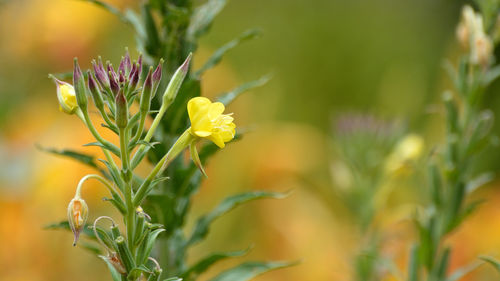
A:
407,2,500,280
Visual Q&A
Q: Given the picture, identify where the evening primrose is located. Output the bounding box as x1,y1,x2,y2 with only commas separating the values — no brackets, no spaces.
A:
187,97,236,148
49,75,78,114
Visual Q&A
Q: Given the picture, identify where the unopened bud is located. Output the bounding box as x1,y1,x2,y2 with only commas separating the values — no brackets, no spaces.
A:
152,59,163,97
140,67,153,114
162,53,192,106
73,58,87,110
128,63,139,91
67,196,89,246
115,236,135,272
87,71,105,110
92,57,110,90
49,75,78,114
115,90,128,128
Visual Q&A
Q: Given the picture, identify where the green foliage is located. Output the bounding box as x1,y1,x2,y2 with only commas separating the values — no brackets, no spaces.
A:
44,0,293,280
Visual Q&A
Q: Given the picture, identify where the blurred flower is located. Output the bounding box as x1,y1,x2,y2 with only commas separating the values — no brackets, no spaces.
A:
385,134,424,175
67,196,88,246
50,76,77,114
187,97,236,148
456,5,493,67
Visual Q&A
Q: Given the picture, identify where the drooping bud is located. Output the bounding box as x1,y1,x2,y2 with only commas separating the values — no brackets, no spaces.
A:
73,58,88,110
140,67,153,114
92,57,110,90
67,196,89,246
87,71,105,111
162,53,192,106
49,75,78,114
115,90,128,129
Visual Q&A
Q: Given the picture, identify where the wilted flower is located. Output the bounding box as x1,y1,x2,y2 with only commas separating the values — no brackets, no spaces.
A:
187,97,236,148
67,196,89,246
50,76,78,114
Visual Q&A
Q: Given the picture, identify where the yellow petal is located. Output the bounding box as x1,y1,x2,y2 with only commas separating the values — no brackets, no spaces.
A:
208,102,225,120
208,133,225,148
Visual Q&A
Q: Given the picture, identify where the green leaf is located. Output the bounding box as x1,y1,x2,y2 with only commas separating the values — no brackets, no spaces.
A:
187,191,289,246
164,278,182,281
80,0,129,24
446,261,483,281
36,144,108,176
480,256,500,273
208,261,297,281
217,75,271,106
187,0,228,40
194,29,261,77
44,221,97,240
408,244,419,281
181,248,251,279
137,228,165,265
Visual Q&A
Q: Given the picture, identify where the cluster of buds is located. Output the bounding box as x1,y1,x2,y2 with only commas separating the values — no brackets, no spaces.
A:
456,5,493,68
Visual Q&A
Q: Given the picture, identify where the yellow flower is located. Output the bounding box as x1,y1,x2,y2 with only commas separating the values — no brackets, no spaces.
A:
385,134,424,175
187,97,236,148
50,75,78,114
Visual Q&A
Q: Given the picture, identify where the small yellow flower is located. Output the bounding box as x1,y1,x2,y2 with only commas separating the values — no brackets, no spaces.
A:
187,97,236,148
385,134,424,175
51,76,78,114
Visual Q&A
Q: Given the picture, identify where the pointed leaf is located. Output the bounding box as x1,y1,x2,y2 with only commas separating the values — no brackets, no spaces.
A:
195,29,261,77
45,221,97,240
181,248,251,278
188,191,289,246
217,75,271,106
36,145,108,176
446,261,483,281
208,261,296,281
187,0,228,40
480,256,500,273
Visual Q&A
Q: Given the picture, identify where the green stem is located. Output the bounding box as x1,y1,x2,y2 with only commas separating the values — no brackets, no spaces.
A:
76,109,120,156
130,113,147,145
130,101,169,169
119,128,130,172
75,174,123,200
133,129,194,206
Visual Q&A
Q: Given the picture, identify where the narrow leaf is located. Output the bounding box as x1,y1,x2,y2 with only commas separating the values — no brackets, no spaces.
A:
36,144,107,176
188,191,289,246
446,261,483,281
480,256,500,273
181,248,251,278
208,261,297,281
195,29,261,77
187,0,228,39
217,75,271,106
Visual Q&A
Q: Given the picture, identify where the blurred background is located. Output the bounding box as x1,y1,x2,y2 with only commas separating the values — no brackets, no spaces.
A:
3,0,500,280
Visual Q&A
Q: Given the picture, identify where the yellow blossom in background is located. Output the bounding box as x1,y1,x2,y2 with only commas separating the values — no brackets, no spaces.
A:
187,97,236,148
385,134,424,175
51,76,78,114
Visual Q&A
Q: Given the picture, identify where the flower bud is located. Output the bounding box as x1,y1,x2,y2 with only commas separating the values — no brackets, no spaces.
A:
73,58,88,110
151,59,163,98
140,67,153,114
115,90,128,129
107,63,120,96
128,62,139,91
92,57,110,90
67,196,89,246
137,54,143,78
115,236,135,272
49,75,78,114
87,71,105,111
162,53,192,106
456,5,475,49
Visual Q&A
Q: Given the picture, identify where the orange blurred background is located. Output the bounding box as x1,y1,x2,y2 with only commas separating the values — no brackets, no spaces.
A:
2,0,500,280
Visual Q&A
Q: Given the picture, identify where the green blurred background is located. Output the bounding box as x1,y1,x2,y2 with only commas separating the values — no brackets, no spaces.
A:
3,0,500,280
